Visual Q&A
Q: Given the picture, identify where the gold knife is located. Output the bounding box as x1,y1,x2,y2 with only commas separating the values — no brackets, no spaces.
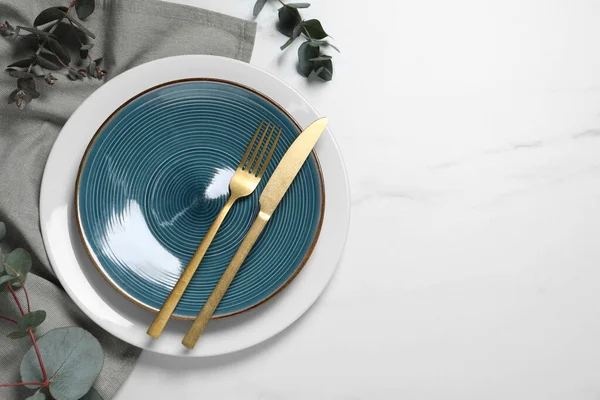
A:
182,117,328,349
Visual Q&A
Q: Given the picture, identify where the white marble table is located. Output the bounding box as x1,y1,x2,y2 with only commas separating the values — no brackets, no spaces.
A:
116,1,600,398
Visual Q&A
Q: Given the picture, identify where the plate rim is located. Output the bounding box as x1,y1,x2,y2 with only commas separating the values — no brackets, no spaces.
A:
40,55,350,357
74,77,327,320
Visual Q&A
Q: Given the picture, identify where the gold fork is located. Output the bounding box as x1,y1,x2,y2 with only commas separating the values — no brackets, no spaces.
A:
147,121,282,339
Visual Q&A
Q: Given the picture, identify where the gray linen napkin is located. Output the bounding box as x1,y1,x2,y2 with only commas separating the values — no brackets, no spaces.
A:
0,0,256,398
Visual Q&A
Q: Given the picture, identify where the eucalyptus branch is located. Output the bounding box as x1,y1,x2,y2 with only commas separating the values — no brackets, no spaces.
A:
0,221,105,399
253,0,337,81
7,284,25,316
1,0,105,109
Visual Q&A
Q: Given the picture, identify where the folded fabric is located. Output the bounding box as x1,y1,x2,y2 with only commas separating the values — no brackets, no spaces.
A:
0,0,256,398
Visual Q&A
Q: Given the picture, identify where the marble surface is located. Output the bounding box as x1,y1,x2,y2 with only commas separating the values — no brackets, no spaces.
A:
116,1,600,399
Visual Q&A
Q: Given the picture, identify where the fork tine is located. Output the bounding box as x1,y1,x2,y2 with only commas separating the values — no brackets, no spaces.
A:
257,127,282,178
251,124,276,176
238,121,265,169
246,122,270,173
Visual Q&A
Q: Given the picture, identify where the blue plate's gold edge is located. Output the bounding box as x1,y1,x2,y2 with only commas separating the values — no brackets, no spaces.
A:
74,77,326,321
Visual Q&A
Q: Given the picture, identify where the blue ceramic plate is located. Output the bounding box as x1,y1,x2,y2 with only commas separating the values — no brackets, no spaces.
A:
76,79,324,319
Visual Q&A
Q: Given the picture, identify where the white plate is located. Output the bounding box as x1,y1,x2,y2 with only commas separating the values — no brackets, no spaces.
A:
40,55,350,357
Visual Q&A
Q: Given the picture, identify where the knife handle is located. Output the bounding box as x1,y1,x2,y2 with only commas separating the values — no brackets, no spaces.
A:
147,196,236,339
182,210,270,349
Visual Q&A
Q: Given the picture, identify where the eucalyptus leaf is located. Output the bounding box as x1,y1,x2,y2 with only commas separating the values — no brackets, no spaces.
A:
75,0,96,20
34,7,67,26
47,37,70,64
26,393,46,400
35,53,61,70
253,0,268,17
7,70,35,79
0,275,16,285
301,19,327,39
11,271,27,288
297,40,319,77
278,6,301,37
0,221,5,241
7,58,34,68
17,78,35,91
286,3,310,8
18,311,47,331
307,39,339,52
80,387,104,400
18,26,55,38
66,16,96,39
21,327,104,400
280,36,295,51
314,58,333,81
4,248,32,277
309,55,332,61
280,23,303,50
7,330,29,339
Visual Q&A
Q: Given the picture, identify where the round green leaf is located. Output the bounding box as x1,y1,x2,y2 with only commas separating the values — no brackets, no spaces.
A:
0,221,6,241
26,393,46,400
298,41,319,77
4,248,32,277
302,19,328,39
34,7,67,26
253,0,268,17
278,6,301,37
7,330,29,339
21,327,104,400
18,311,47,331
76,0,96,20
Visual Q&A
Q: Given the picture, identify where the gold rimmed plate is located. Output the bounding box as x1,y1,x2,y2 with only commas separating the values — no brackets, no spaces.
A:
75,78,325,319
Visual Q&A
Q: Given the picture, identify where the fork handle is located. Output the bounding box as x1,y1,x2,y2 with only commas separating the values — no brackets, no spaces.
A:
147,196,237,339
182,210,270,349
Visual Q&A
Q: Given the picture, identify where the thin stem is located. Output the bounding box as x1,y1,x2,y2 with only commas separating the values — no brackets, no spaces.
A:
7,284,24,316
29,328,48,382
4,265,31,312
0,315,17,324
53,52,78,73
0,381,45,388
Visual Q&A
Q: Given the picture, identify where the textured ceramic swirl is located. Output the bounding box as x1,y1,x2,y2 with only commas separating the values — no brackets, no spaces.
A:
76,80,324,319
